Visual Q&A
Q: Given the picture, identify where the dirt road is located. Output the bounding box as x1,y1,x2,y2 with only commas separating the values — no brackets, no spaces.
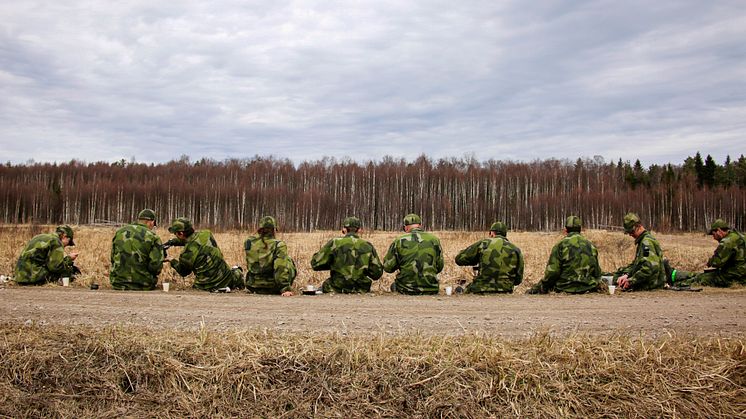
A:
1,287,744,338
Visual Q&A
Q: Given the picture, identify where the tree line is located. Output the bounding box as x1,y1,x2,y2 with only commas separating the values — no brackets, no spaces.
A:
1,153,744,232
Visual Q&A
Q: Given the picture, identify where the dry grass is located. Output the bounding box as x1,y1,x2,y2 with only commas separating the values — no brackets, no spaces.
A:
0,225,717,292
0,323,743,418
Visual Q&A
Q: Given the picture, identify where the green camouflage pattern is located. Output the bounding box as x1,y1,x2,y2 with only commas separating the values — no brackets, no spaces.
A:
708,219,729,234
169,230,244,291
383,228,444,295
623,212,641,233
244,235,296,294
613,230,666,290
109,221,164,290
311,232,384,293
14,233,75,285
403,213,422,226
168,217,193,233
455,235,524,293
690,230,746,287
531,232,601,294
489,221,508,236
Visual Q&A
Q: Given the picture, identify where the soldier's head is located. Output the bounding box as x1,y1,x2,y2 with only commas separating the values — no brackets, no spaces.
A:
55,225,75,247
403,213,421,232
489,221,508,237
623,212,643,237
708,219,729,241
168,217,194,239
565,216,582,234
342,216,362,234
258,216,277,236
137,208,157,229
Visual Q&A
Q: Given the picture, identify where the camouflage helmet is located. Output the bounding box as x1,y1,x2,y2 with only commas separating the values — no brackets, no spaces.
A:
565,215,582,230
168,217,193,234
343,216,362,229
708,219,729,234
259,216,277,229
623,212,641,233
489,221,508,236
403,213,422,226
55,225,75,246
137,208,157,225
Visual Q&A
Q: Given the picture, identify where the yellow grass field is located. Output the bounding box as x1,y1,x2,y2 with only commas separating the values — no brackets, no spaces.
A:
0,225,718,291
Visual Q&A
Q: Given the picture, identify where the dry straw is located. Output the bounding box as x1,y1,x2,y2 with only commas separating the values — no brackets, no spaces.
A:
1,323,744,417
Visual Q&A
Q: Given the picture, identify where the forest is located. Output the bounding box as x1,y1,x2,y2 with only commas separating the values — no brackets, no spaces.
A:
1,152,744,232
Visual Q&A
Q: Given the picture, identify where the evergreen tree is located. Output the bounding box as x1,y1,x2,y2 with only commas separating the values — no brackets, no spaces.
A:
703,154,717,188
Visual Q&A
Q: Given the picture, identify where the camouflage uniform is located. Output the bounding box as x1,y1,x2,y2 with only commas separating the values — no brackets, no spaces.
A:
383,214,444,295
109,209,164,290
613,213,666,291
14,225,77,285
688,220,746,287
455,221,524,293
168,218,244,291
311,217,384,293
245,216,297,294
529,217,601,294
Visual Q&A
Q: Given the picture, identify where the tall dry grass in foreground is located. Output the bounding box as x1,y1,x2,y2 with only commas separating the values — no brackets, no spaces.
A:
0,225,717,292
0,323,743,417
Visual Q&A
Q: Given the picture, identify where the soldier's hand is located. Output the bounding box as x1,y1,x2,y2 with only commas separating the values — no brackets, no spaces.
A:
281,291,293,297
69,252,79,261
618,274,630,289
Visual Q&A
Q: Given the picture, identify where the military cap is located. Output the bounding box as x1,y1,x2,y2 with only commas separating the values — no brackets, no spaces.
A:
489,221,508,236
623,212,641,233
55,225,75,246
168,217,193,234
708,219,729,234
259,216,277,229
137,208,157,224
343,216,362,229
403,213,422,226
565,216,582,229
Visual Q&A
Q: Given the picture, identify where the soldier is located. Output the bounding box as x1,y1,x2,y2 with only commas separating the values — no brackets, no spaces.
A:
455,221,524,293
612,212,666,291
311,216,383,293
682,219,746,287
15,225,79,285
527,216,602,294
109,209,164,290
383,213,444,295
244,216,296,296
166,217,244,291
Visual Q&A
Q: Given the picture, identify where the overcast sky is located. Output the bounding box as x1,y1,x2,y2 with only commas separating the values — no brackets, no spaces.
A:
2,1,745,166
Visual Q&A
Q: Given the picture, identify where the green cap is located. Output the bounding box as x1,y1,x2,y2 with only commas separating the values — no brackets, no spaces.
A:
137,208,157,225
403,213,422,226
623,213,641,233
565,216,582,230
168,217,193,234
55,225,75,246
708,219,729,234
343,216,362,229
259,216,277,229
489,221,508,236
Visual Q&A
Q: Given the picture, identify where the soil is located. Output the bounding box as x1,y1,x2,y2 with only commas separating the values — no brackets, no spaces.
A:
1,286,744,338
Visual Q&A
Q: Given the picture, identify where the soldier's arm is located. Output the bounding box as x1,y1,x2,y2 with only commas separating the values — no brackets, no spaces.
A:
46,243,68,275
434,239,445,273
626,241,659,287
147,235,165,276
366,245,384,280
707,240,733,268
310,240,334,271
382,241,399,273
273,242,295,292
514,248,525,286
455,241,482,267
170,242,197,277
591,244,602,279
540,242,563,288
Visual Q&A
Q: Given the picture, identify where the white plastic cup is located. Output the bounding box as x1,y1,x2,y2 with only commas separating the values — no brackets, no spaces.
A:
62,277,70,287
602,275,614,285
306,285,315,292
162,282,170,292
608,285,616,295
445,286,453,296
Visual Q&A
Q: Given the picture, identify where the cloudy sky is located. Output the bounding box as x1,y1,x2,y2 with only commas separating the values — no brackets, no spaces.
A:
2,1,745,166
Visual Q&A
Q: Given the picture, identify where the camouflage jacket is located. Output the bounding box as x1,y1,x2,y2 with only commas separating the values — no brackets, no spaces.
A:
536,232,601,293
169,230,237,291
616,230,666,290
311,232,383,293
708,230,746,283
109,222,164,290
15,233,75,285
455,235,524,293
383,228,444,295
244,235,296,293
